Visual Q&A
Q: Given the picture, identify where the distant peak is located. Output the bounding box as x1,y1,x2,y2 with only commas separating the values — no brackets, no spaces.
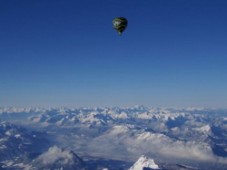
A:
129,155,159,170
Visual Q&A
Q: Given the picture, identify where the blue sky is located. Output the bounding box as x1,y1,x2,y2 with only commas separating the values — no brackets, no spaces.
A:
1,0,227,107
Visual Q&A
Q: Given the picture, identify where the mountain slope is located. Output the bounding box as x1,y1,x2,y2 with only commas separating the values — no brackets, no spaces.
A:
129,155,159,170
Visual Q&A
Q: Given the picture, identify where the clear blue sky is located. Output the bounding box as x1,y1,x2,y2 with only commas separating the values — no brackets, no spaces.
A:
0,0,227,107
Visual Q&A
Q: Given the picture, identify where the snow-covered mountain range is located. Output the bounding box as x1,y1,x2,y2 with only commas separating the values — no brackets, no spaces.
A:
0,106,227,169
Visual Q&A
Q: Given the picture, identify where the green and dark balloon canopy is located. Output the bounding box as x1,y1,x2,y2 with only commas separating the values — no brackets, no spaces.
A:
112,17,128,35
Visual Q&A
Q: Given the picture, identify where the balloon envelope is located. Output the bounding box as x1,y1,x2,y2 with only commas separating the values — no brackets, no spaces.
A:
112,17,128,35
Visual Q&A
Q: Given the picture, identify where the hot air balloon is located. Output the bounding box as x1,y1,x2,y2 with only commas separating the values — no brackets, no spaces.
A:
112,17,128,35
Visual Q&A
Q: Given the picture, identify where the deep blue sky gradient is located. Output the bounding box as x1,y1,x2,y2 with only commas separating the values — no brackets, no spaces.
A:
1,0,227,107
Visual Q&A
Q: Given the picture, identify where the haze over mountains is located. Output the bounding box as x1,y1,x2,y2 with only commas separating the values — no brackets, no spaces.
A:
0,106,227,170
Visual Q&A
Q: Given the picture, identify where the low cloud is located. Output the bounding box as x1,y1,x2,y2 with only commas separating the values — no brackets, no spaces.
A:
36,146,74,165
86,127,227,166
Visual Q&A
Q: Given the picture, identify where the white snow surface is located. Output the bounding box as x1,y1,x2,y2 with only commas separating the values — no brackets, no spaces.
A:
128,155,159,170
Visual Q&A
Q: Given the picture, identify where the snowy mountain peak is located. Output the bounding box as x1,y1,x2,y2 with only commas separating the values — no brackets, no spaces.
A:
129,155,159,170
